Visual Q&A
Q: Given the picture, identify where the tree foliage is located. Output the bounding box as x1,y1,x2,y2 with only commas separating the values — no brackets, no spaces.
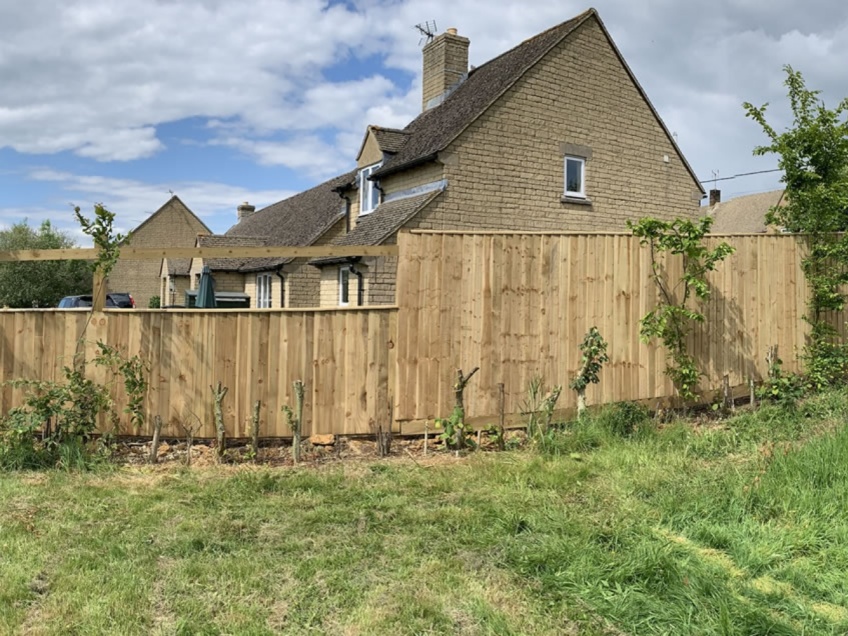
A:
0,221,90,308
745,66,848,388
744,66,848,234
569,327,609,417
629,216,735,401
74,204,130,279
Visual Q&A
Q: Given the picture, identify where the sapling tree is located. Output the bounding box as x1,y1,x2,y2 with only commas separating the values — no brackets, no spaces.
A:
435,367,479,452
628,216,734,401
210,381,228,460
283,380,305,464
569,327,609,418
744,65,848,388
74,204,131,280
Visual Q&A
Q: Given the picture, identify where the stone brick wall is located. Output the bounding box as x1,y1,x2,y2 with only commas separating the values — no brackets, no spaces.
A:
363,256,395,305
320,266,343,307
358,131,383,168
160,275,191,307
383,163,445,199
108,197,208,307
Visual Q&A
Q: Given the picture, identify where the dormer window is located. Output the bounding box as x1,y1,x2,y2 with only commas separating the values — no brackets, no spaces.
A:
359,162,382,215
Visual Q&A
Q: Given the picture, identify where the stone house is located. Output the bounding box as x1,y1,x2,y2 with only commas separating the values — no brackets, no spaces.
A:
193,7,704,308
108,195,210,307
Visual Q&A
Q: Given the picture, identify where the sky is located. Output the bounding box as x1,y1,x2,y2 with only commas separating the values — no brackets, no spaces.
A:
1,0,847,243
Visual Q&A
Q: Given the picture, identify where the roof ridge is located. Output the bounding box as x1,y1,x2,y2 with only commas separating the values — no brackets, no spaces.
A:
371,125,409,135
466,8,595,78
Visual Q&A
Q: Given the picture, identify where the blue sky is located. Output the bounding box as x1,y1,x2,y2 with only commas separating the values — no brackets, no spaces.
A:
2,0,846,244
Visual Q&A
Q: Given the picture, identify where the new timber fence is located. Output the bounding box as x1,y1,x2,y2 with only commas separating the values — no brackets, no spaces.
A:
0,232,834,438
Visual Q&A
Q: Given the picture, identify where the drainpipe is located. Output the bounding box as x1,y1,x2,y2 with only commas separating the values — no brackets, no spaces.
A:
348,260,364,307
373,179,384,206
337,190,352,233
275,265,286,308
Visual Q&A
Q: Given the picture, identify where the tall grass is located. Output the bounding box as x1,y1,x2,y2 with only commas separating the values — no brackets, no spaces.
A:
1,392,847,633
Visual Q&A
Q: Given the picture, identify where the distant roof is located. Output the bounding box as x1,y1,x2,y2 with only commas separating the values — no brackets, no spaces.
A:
197,234,267,272
370,8,702,193
131,195,211,236
223,169,357,271
707,189,786,234
166,258,192,277
311,190,443,266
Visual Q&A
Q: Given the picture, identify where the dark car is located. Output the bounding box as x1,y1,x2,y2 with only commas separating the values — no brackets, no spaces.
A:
58,293,136,308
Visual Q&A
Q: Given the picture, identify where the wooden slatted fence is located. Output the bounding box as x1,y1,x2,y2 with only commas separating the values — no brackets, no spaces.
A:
0,232,839,437
0,308,396,438
394,231,827,431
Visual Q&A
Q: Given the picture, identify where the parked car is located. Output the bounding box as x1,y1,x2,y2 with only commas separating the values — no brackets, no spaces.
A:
58,293,136,308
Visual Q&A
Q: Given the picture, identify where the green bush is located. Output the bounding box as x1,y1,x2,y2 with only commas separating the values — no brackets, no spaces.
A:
596,401,653,438
0,410,54,470
148,295,161,308
802,339,848,392
756,371,806,408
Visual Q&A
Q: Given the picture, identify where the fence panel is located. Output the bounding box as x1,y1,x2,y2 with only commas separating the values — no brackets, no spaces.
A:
395,231,817,430
0,308,397,439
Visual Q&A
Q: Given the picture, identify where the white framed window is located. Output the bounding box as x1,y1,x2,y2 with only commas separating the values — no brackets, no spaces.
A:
256,273,272,308
564,156,586,198
339,267,350,306
358,162,382,215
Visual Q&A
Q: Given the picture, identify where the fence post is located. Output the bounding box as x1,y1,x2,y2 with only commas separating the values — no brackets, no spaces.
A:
92,269,106,312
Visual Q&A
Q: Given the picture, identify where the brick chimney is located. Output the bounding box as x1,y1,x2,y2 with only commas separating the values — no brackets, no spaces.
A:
422,27,469,111
237,201,256,221
709,189,721,206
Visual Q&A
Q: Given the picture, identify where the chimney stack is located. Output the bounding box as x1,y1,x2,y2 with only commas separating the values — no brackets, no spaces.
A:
422,28,469,111
709,189,721,206
237,201,256,221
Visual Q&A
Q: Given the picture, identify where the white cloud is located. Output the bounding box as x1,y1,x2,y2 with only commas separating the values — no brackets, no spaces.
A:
1,0,847,201
18,168,297,241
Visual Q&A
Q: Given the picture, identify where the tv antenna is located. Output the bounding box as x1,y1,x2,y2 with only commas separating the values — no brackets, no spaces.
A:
415,20,437,46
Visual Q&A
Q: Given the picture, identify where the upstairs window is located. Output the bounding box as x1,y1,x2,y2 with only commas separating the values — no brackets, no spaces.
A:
564,156,586,198
358,163,382,215
256,273,272,308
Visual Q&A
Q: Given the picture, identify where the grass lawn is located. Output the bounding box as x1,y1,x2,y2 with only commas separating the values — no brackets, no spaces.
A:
3,393,848,635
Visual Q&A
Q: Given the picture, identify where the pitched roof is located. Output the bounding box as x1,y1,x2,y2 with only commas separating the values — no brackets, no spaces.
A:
166,258,192,277
197,234,268,271
220,169,357,271
371,8,703,194
311,190,443,266
708,190,786,234
371,126,410,154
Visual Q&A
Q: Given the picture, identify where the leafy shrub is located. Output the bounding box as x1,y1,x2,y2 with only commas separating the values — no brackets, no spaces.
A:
802,338,848,392
0,362,114,470
596,402,653,438
0,410,54,470
148,295,161,308
756,356,806,408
